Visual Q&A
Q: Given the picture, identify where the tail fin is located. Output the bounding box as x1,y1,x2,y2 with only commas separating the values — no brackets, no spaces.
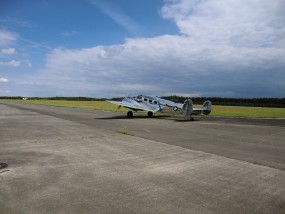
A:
202,100,212,115
182,98,193,116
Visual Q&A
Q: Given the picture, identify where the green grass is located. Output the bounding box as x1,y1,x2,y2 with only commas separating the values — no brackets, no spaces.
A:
7,100,126,112
210,105,285,118
4,99,285,119
115,130,135,136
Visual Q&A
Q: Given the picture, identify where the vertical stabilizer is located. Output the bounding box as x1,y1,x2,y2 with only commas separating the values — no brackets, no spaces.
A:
202,100,212,115
182,99,193,116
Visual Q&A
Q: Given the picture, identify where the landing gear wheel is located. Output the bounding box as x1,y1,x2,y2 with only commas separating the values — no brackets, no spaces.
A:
147,111,153,118
127,111,133,118
190,117,194,121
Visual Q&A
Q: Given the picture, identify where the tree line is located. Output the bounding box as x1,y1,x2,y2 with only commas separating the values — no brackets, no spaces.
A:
1,96,285,108
161,96,285,108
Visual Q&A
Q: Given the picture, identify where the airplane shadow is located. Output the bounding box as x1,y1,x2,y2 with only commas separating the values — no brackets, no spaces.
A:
174,118,200,122
94,115,170,120
96,115,201,122
96,115,172,120
96,115,285,126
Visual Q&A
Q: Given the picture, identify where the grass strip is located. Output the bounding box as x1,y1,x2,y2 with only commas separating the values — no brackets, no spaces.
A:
4,100,285,119
115,130,134,136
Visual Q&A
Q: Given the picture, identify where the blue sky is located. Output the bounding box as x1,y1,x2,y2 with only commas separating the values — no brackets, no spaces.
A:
0,0,285,98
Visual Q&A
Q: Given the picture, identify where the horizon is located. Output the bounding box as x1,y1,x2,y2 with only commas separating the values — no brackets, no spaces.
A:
1,95,284,100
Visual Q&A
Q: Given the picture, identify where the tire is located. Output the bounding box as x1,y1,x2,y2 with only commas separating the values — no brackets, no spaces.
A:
147,111,153,117
127,111,133,118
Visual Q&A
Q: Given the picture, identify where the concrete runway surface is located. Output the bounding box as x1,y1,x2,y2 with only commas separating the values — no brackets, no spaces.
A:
0,101,285,214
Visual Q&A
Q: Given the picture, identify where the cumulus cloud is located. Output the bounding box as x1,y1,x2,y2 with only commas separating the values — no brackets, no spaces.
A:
0,60,21,67
0,29,18,47
161,0,285,48
0,77,8,83
25,0,285,97
1,48,16,55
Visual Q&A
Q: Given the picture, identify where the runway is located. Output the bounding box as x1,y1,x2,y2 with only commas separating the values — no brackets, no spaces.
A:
1,101,285,214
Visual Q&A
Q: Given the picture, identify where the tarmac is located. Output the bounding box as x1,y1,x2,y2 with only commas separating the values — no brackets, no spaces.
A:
0,101,285,214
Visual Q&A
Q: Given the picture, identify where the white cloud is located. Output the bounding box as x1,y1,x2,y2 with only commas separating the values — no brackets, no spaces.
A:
0,60,21,67
1,48,16,55
0,29,18,47
20,38,51,50
89,0,143,35
30,33,284,97
61,31,79,37
24,60,32,67
0,17,35,28
161,0,285,48
0,77,8,83
19,0,285,98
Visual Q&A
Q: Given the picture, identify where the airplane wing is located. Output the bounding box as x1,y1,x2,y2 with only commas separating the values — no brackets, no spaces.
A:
107,98,160,112
156,97,183,110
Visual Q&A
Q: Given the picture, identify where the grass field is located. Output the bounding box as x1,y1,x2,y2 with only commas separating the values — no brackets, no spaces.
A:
4,99,285,119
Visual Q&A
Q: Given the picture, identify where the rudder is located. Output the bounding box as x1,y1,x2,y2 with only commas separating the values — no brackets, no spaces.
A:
182,99,193,116
202,100,212,115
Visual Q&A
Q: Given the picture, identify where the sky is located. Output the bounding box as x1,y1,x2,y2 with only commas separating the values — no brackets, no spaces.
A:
0,0,285,98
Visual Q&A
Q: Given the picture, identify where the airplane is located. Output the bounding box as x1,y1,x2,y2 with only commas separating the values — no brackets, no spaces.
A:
107,95,212,120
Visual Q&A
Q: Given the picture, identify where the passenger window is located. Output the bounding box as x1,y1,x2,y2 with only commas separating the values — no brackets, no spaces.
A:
149,100,153,103
154,101,158,104
144,98,148,101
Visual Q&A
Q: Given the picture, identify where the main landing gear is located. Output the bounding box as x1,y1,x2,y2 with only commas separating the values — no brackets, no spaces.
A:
126,111,153,118
127,111,133,118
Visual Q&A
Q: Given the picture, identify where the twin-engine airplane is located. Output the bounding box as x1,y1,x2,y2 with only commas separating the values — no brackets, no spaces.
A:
107,95,212,120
